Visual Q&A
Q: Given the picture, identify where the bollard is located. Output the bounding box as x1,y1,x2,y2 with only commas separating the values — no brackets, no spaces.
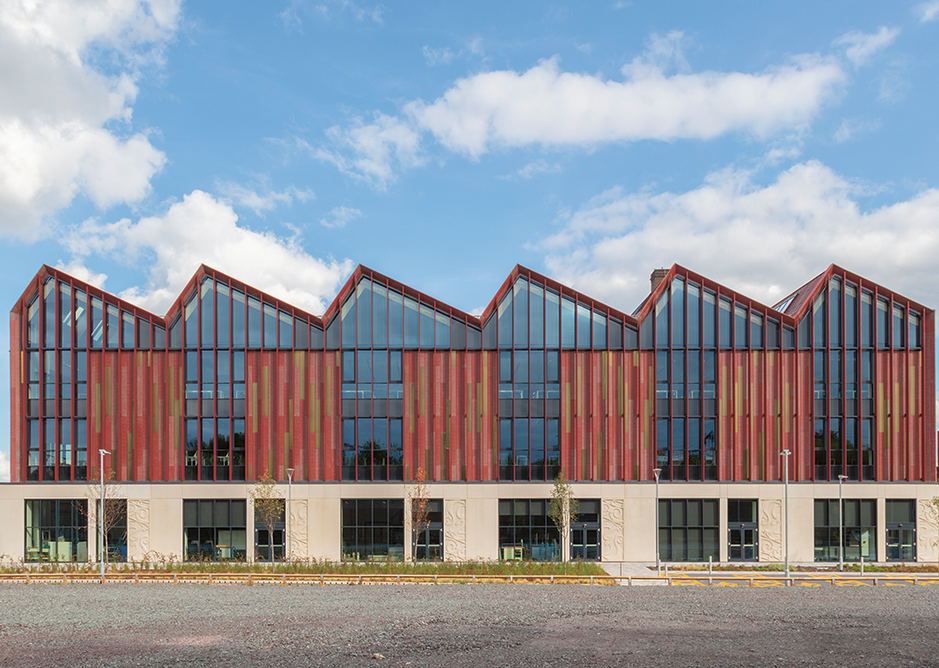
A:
860,556,864,576
709,555,712,575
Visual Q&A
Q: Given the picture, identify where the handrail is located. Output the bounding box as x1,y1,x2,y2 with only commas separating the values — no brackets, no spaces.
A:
0,571,617,586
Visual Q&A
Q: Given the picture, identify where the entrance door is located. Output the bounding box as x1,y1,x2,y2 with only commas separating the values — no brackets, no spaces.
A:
570,523,600,560
727,499,758,561
886,527,915,561
728,526,758,561
415,523,443,560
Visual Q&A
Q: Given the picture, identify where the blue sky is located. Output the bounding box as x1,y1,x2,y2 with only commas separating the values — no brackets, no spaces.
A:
2,0,938,480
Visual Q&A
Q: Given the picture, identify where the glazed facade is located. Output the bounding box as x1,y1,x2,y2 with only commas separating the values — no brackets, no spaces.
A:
2,262,935,565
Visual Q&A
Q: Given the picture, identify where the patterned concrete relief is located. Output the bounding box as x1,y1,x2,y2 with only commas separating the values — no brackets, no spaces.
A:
759,498,783,562
917,499,939,563
127,499,151,559
601,499,624,562
290,499,309,560
444,499,467,561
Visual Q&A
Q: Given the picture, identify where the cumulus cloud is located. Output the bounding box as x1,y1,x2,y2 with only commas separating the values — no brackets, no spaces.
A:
0,449,9,483
0,0,179,237
309,113,425,189
63,190,354,314
408,50,844,158
916,1,939,22
216,180,315,215
833,27,900,66
540,160,939,312
319,206,362,228
316,34,845,185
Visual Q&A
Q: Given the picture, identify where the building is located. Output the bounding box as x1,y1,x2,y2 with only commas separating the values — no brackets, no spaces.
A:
1,262,935,565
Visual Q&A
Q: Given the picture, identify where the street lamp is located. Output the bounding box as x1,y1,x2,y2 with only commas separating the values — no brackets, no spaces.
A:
286,468,294,563
780,450,791,580
838,474,848,571
653,467,662,575
99,449,111,581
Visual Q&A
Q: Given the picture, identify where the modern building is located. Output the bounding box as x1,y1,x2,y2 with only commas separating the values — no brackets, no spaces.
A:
1,262,935,565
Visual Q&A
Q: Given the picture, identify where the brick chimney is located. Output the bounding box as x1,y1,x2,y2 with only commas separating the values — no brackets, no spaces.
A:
650,268,668,293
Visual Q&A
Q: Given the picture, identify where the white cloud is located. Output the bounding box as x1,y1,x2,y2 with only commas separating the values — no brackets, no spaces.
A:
216,181,315,215
0,449,9,483
319,205,362,228
55,259,109,290
422,45,455,66
540,160,939,312
316,35,845,187
916,1,939,22
833,117,881,143
315,0,385,24
310,113,425,189
63,190,354,314
408,48,844,158
833,27,900,66
0,0,179,237
512,160,562,180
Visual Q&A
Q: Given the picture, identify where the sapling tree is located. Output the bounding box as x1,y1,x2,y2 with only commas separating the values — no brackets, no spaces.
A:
549,471,578,567
408,467,430,562
250,473,284,569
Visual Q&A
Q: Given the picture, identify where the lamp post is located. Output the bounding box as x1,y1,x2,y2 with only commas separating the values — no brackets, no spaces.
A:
653,467,662,575
838,474,848,571
286,468,294,563
780,449,791,580
99,449,111,581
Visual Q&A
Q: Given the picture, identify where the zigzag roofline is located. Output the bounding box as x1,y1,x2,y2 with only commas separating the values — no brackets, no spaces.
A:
13,262,933,334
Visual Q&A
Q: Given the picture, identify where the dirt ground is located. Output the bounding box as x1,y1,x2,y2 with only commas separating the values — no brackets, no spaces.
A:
1,583,937,667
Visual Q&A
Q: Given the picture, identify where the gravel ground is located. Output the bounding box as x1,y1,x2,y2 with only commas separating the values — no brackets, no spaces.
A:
1,583,938,667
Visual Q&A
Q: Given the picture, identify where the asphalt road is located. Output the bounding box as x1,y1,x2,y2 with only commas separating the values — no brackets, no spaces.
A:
1,583,937,667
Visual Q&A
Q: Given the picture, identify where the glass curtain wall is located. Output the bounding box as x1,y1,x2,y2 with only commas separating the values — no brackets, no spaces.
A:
494,275,634,481
182,275,322,481
23,277,164,482
338,277,481,481
809,276,919,481
648,276,774,481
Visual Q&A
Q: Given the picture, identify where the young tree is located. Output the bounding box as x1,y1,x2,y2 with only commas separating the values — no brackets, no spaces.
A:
76,468,127,565
408,467,430,562
548,471,578,564
250,473,283,568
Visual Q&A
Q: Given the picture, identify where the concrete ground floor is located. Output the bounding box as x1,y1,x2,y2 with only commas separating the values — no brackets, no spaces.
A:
0,482,937,564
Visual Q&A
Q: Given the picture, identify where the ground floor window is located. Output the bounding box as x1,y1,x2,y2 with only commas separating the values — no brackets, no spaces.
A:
814,499,876,562
498,499,560,561
254,499,285,562
341,499,405,561
658,499,719,562
105,499,128,562
183,499,247,561
413,498,443,560
727,499,758,561
25,499,87,562
886,499,916,561
570,499,601,561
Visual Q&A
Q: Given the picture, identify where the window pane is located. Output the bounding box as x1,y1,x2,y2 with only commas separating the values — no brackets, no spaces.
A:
513,279,528,348
372,283,388,348
545,290,560,349
388,289,403,348
356,280,371,349
671,279,684,347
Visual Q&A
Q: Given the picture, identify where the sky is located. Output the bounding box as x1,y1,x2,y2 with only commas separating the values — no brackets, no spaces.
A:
2,0,938,482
